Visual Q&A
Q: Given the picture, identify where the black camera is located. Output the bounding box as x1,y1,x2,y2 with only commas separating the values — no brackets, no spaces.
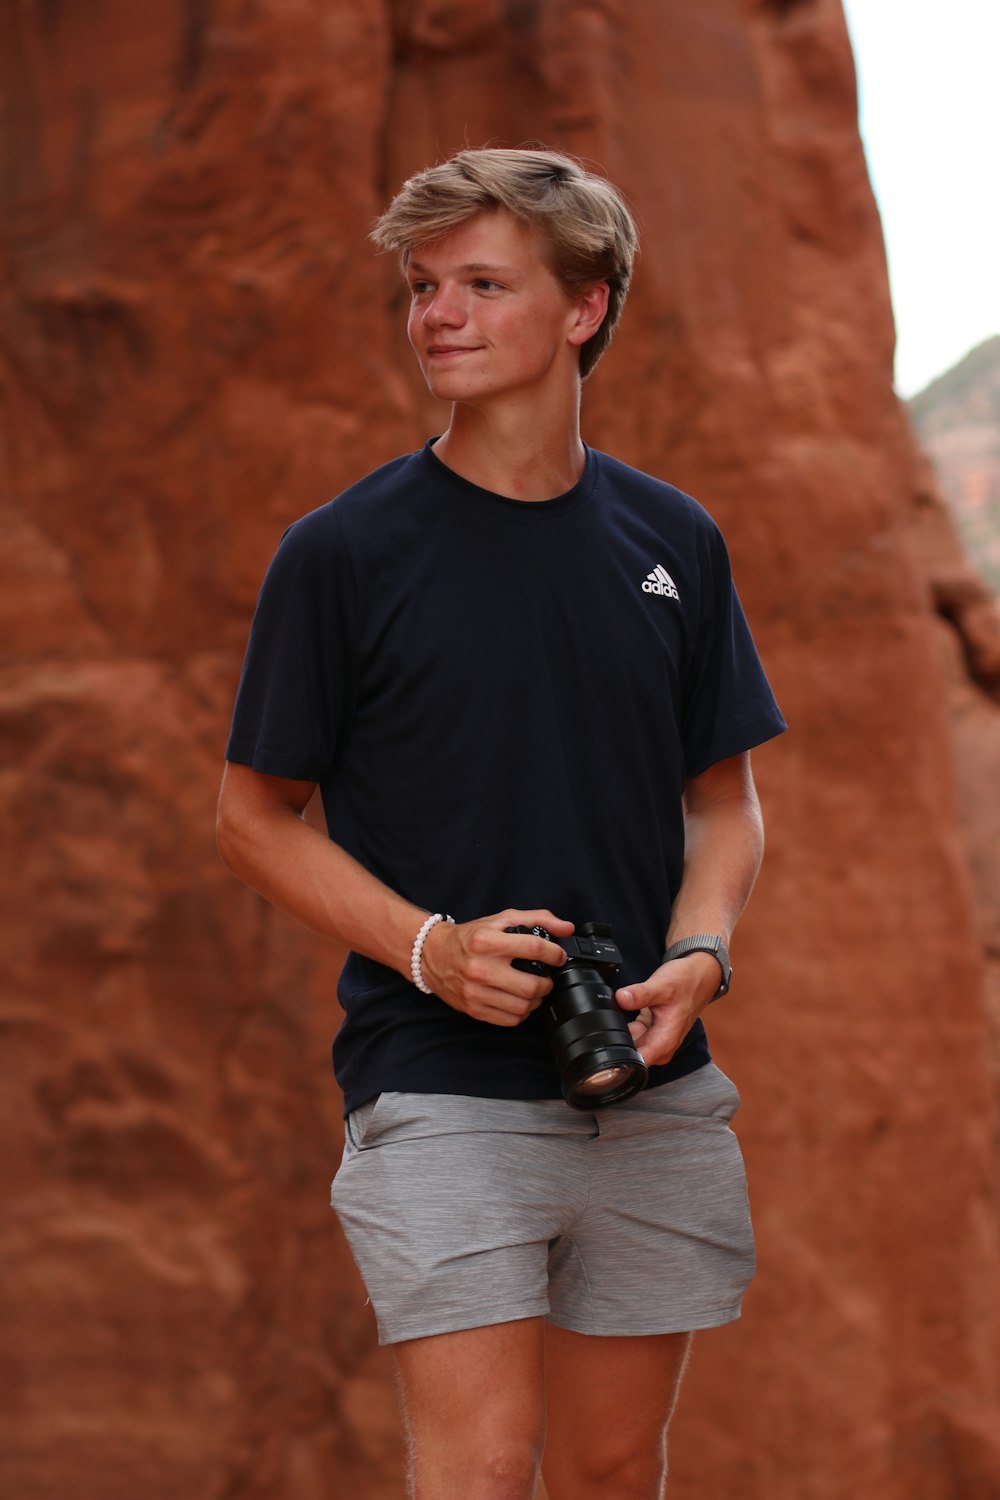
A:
507,920,648,1110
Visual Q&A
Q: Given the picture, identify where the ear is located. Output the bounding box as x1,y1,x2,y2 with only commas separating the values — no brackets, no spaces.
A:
566,282,610,348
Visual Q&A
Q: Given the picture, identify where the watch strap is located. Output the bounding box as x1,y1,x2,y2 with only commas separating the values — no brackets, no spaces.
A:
662,933,732,1000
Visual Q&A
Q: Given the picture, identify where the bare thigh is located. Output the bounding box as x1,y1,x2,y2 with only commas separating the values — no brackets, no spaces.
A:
391,1318,692,1500
393,1317,546,1500
541,1325,693,1500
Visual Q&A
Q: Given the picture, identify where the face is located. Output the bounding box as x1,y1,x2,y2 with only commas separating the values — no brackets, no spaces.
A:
405,210,600,408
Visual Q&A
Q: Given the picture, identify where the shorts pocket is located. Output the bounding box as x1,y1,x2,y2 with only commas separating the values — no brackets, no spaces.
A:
344,1094,383,1152
696,1063,742,1120
629,1064,741,1124
332,1096,391,1211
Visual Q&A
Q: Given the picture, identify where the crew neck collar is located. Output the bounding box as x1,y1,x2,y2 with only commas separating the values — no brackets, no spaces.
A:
419,437,598,515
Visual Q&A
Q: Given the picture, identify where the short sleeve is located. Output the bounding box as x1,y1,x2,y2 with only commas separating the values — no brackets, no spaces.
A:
225,508,358,781
680,522,786,778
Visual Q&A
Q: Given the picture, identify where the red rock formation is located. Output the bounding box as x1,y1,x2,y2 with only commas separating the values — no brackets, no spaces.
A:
909,337,1000,595
2,1,999,1497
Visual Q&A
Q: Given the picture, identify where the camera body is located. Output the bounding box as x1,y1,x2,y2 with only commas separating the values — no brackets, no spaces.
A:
507,920,648,1110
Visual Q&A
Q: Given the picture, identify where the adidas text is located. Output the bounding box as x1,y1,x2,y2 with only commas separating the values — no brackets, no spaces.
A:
642,565,680,600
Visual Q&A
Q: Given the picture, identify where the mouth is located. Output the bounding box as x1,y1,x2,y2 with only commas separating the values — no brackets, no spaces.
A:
426,345,480,358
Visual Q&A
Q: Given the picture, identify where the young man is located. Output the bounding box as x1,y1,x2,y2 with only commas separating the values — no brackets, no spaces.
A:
217,148,785,1500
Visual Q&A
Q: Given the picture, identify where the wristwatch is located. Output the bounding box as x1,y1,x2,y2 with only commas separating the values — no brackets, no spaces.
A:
662,934,732,1000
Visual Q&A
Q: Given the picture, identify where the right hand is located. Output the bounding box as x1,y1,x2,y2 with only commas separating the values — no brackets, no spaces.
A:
418,909,574,1026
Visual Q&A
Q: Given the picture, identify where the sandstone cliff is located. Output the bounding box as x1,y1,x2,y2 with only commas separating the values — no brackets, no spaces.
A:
910,336,1000,596
2,2,999,1497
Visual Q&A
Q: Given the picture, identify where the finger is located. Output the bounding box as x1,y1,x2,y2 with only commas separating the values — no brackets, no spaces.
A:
476,1007,524,1027
494,908,575,939
463,935,558,994
626,1007,653,1043
491,928,568,970
636,1013,685,1068
468,958,551,1004
466,987,540,1026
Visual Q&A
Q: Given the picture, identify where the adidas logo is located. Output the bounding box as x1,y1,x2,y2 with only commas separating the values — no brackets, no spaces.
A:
642,564,680,600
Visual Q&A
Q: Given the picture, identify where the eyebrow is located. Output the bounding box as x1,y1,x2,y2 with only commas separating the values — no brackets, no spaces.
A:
407,260,519,276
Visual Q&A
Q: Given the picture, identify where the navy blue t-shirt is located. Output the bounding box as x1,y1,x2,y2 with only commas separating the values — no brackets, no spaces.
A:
226,441,786,1114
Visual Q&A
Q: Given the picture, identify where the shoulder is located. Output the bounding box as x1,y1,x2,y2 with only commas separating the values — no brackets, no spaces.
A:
286,451,424,545
262,450,435,591
591,450,728,549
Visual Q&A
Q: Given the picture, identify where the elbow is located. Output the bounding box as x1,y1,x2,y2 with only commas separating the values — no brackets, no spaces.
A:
749,786,765,849
215,786,245,874
740,781,765,872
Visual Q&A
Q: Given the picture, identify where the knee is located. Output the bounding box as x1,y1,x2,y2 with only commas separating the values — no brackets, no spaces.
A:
410,1440,540,1500
474,1443,540,1500
548,1444,666,1500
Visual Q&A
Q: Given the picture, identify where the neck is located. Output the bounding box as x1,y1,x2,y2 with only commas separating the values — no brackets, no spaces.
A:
432,394,586,502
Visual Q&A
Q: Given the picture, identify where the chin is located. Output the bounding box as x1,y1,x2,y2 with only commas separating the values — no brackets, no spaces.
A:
424,374,488,402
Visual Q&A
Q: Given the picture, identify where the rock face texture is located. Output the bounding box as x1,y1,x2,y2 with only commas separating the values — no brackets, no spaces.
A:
905,346,1000,1125
909,336,1000,595
3,2,999,1498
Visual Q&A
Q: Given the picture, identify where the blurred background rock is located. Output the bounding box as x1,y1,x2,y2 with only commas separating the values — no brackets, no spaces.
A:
909,336,1000,597
2,2,999,1497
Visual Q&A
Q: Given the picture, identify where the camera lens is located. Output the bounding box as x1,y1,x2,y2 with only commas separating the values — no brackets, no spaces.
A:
574,1066,635,1094
506,921,647,1110
545,967,648,1110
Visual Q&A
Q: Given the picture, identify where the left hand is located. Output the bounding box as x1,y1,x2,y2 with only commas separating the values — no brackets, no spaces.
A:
616,952,724,1068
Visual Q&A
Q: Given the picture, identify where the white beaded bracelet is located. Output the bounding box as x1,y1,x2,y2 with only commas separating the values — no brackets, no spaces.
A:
410,912,455,995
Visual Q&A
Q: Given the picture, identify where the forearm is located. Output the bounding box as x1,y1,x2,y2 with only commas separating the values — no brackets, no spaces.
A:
217,774,574,1023
616,756,765,1062
666,783,764,948
217,795,423,978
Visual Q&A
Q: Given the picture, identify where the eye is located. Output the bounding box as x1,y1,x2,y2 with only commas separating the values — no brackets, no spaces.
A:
472,278,504,293
409,279,433,296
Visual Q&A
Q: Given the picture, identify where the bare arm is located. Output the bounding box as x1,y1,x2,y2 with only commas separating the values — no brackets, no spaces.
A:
216,761,571,1025
615,751,764,1067
216,761,425,970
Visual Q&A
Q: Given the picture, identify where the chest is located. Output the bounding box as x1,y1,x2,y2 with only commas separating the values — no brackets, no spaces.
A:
353,514,699,717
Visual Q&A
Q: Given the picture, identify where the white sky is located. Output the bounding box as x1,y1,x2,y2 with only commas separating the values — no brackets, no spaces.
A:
841,0,1000,397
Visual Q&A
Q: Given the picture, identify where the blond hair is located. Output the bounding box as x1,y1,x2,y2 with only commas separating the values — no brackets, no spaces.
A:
372,147,638,378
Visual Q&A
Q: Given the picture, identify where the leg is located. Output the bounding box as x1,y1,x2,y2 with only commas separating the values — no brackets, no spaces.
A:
541,1325,693,1500
393,1317,546,1500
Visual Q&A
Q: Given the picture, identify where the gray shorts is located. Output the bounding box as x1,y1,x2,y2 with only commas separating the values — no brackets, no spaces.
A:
330,1062,755,1345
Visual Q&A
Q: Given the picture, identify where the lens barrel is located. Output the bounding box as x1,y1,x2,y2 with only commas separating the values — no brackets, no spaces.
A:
544,967,648,1109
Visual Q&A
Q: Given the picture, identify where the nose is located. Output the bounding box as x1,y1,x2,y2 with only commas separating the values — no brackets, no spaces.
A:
422,282,466,329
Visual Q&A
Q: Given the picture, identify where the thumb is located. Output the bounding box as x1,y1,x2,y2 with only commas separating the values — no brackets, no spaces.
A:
616,981,650,1012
